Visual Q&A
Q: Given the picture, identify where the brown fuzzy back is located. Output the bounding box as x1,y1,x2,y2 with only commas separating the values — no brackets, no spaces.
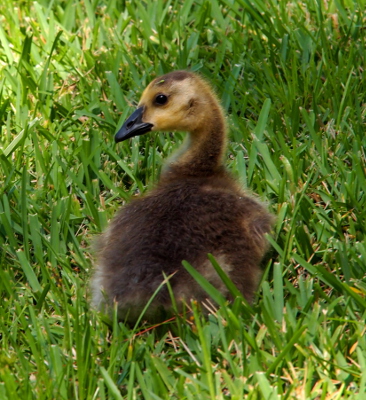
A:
95,171,273,322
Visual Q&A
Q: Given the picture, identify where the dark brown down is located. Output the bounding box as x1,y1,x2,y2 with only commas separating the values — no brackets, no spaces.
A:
92,71,273,323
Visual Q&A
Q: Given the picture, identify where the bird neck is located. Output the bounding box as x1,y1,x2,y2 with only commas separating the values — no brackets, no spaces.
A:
162,109,227,179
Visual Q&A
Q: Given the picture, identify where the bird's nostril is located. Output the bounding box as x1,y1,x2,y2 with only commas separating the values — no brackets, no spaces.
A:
127,119,135,129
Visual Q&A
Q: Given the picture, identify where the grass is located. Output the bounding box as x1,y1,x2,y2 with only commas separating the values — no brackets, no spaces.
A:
0,0,365,398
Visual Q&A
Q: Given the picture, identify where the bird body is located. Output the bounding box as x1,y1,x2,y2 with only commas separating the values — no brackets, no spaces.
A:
92,71,273,322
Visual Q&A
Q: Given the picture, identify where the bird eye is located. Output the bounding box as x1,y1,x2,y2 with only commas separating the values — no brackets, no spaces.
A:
155,94,168,105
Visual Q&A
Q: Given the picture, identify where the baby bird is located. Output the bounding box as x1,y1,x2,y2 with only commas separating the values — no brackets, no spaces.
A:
92,71,273,323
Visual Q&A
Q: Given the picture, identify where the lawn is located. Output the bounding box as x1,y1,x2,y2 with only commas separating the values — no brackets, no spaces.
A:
0,0,365,398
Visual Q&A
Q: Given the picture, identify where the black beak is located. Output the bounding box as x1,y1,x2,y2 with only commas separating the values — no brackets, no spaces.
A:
115,107,153,143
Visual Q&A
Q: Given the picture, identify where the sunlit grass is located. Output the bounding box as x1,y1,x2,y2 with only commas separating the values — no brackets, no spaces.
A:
0,0,365,398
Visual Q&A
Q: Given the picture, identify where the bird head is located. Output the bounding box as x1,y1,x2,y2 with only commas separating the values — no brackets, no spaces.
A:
115,71,218,142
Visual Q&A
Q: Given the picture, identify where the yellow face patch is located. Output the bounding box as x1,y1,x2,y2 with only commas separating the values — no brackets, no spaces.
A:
138,78,200,132
134,72,224,137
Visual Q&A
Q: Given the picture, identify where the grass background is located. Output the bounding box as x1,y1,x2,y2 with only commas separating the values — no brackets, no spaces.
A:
0,0,365,398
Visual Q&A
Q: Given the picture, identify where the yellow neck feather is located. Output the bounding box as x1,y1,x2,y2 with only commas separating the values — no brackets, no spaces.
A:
162,104,227,178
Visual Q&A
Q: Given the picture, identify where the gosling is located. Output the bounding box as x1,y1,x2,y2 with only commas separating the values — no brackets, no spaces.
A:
92,70,273,323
